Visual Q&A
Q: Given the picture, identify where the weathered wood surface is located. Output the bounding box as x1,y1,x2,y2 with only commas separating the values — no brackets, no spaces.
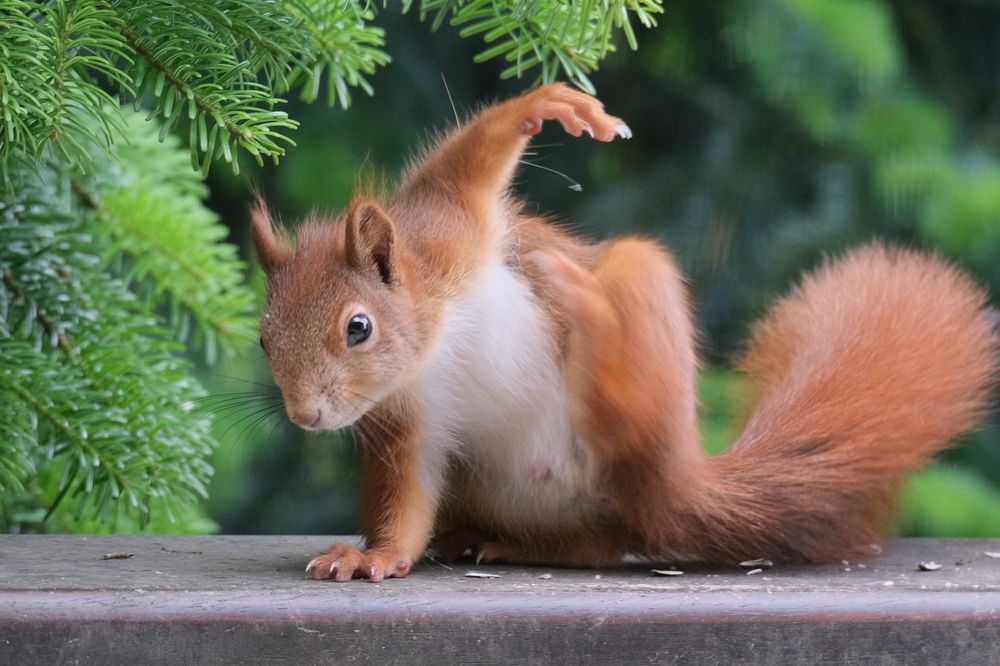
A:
1,536,998,665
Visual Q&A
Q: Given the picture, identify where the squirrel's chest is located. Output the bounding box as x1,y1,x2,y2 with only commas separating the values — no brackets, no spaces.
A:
418,261,600,524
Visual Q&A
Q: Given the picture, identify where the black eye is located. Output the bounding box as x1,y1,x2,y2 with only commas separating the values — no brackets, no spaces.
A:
346,314,371,347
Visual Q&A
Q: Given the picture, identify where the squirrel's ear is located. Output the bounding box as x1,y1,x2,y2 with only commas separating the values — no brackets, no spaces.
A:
345,198,398,286
250,197,291,274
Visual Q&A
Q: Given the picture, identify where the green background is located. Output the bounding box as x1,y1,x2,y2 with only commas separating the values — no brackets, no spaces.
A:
201,1,1000,538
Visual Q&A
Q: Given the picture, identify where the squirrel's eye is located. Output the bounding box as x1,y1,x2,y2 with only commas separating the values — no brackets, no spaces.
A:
346,314,372,347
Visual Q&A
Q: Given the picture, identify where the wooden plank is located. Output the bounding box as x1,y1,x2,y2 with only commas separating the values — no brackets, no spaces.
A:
0,536,998,664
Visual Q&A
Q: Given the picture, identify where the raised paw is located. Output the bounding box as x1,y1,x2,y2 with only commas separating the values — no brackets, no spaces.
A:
305,542,412,583
519,83,631,142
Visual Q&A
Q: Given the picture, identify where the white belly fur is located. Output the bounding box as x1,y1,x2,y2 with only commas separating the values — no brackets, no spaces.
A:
415,260,599,528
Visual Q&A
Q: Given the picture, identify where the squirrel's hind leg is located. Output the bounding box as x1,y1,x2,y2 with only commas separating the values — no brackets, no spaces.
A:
433,529,625,568
528,239,710,557
529,238,701,464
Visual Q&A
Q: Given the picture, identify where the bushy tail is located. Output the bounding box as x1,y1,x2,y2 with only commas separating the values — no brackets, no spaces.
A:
699,244,998,563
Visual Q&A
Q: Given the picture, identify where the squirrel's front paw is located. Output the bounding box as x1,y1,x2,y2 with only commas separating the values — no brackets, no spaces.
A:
305,543,412,583
520,83,631,142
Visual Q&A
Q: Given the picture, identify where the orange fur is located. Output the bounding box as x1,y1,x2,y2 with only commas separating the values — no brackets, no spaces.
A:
254,84,999,579
543,242,998,564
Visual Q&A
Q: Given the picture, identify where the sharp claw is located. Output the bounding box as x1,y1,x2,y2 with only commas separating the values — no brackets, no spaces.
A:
305,558,319,573
582,124,594,138
328,561,338,575
616,122,632,140
475,550,486,565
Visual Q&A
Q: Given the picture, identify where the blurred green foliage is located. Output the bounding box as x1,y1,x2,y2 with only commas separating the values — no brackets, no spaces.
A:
205,0,999,539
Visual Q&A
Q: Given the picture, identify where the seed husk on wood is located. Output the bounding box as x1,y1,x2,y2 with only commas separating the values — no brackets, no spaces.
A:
739,558,773,569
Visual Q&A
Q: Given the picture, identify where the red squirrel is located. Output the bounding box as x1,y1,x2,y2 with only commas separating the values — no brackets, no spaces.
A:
252,84,1000,582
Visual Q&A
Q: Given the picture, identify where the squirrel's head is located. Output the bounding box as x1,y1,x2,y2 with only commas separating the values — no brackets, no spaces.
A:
251,196,425,431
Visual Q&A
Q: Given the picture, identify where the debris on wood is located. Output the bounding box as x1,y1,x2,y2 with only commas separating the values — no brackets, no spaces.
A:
159,546,201,555
651,569,684,577
463,571,501,579
538,573,552,580
918,561,942,572
984,552,1000,559
101,552,134,560
745,568,763,576
739,558,773,570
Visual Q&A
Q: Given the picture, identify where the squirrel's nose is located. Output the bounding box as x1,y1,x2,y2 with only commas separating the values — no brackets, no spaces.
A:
288,406,323,430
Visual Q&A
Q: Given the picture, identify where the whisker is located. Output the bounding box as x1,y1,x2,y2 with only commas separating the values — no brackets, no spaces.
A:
354,417,397,473
344,388,381,406
216,403,284,442
519,158,582,191
262,411,290,446
235,409,285,445
441,72,460,126
423,550,454,571
194,395,284,420
206,372,281,392
194,394,283,409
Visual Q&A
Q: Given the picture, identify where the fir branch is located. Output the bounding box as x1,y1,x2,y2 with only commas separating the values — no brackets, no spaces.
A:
116,17,296,174
0,343,39,493
0,1,52,160
411,0,665,92
3,0,651,176
64,111,257,360
35,0,130,166
0,163,215,526
281,0,391,108
3,354,130,507
114,0,298,172
172,0,302,91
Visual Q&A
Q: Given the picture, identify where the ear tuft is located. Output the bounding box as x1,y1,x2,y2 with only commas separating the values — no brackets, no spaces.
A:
345,198,398,286
250,195,291,274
